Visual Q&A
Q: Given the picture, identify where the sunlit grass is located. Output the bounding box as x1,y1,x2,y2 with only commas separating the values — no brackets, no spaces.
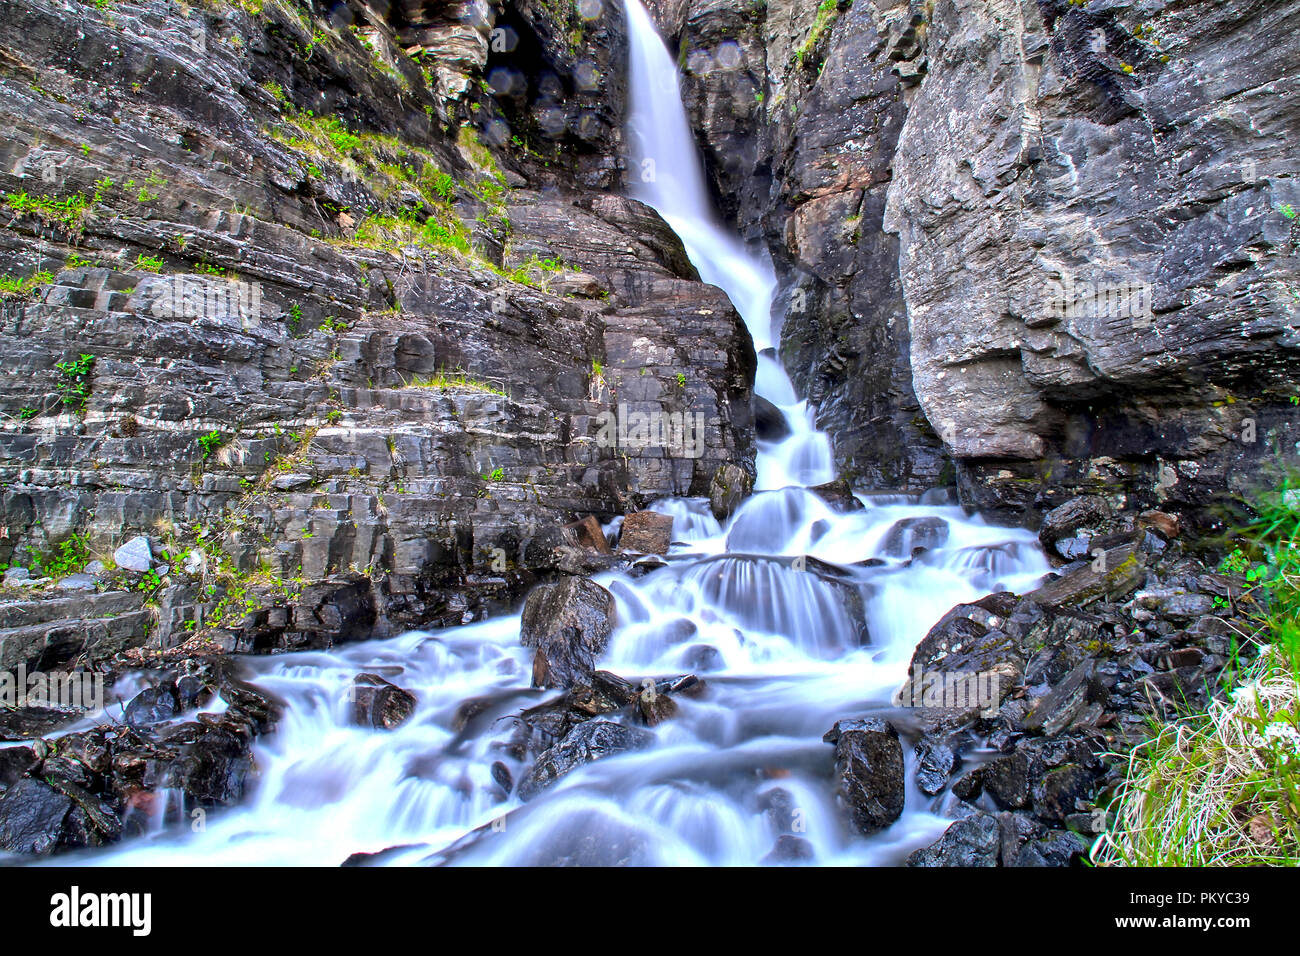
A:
1094,477,1300,865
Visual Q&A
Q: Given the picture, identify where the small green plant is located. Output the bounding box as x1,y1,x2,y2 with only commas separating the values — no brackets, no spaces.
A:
676,371,687,388
5,190,90,230
44,533,91,578
0,271,54,298
430,170,455,200
54,353,95,411
197,429,225,460
482,467,505,482
134,253,164,272
18,406,37,420
1281,203,1297,220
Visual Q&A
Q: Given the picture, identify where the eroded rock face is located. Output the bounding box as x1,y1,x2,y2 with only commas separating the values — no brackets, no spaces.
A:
654,0,1299,515
0,0,756,673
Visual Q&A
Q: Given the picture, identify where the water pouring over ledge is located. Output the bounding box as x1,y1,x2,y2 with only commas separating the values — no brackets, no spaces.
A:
74,0,1049,867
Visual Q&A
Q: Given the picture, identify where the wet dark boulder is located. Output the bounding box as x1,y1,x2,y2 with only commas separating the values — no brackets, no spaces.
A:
124,683,180,727
1038,496,1113,560
350,673,418,730
823,717,905,835
681,643,724,672
0,778,72,856
516,720,655,802
907,811,1001,867
808,478,864,513
904,593,1024,702
881,516,949,557
914,738,956,796
708,463,754,522
0,746,38,792
633,682,679,727
753,395,791,442
520,577,617,689
761,834,815,865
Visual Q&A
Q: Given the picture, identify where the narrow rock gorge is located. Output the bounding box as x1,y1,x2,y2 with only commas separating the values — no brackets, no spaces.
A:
0,0,1295,871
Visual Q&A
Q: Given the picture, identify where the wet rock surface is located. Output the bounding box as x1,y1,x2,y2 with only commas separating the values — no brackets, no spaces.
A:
890,513,1256,865
350,673,418,730
823,717,905,835
516,719,656,801
520,577,618,689
0,659,280,859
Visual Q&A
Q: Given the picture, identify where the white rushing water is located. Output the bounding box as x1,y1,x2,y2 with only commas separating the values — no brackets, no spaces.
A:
74,0,1049,867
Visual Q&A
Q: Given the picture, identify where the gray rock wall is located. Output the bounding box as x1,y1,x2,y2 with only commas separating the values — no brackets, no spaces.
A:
659,0,1300,514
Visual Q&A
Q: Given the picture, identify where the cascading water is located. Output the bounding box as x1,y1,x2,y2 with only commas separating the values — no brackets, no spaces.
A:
67,0,1049,867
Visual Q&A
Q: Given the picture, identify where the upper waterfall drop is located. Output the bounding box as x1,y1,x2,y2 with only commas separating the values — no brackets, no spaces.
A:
622,0,835,487
622,0,779,353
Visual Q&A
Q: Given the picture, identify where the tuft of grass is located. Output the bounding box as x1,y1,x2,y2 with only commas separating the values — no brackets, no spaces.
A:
1094,478,1300,865
5,190,91,231
793,0,842,69
0,270,54,298
351,210,471,255
404,368,506,396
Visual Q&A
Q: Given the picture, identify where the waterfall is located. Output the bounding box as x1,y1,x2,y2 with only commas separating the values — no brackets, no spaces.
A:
65,0,1050,867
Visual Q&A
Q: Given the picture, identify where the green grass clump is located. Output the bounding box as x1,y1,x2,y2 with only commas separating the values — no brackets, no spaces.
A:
5,190,91,230
793,0,842,69
404,368,506,396
351,209,471,255
1095,478,1300,865
0,271,54,298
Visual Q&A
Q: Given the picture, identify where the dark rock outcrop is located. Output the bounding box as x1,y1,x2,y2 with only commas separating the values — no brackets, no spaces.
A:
652,0,1299,517
520,576,617,688
0,0,757,677
823,716,905,835
350,673,418,730
516,718,655,801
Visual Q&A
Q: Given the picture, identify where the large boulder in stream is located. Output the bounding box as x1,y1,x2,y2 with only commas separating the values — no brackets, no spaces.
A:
520,577,618,689
618,511,674,554
351,673,417,730
516,719,655,801
708,463,753,522
823,717,906,835
881,516,949,557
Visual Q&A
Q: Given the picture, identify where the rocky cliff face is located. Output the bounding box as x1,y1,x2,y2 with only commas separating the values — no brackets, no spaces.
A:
0,0,755,668
654,0,1299,519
